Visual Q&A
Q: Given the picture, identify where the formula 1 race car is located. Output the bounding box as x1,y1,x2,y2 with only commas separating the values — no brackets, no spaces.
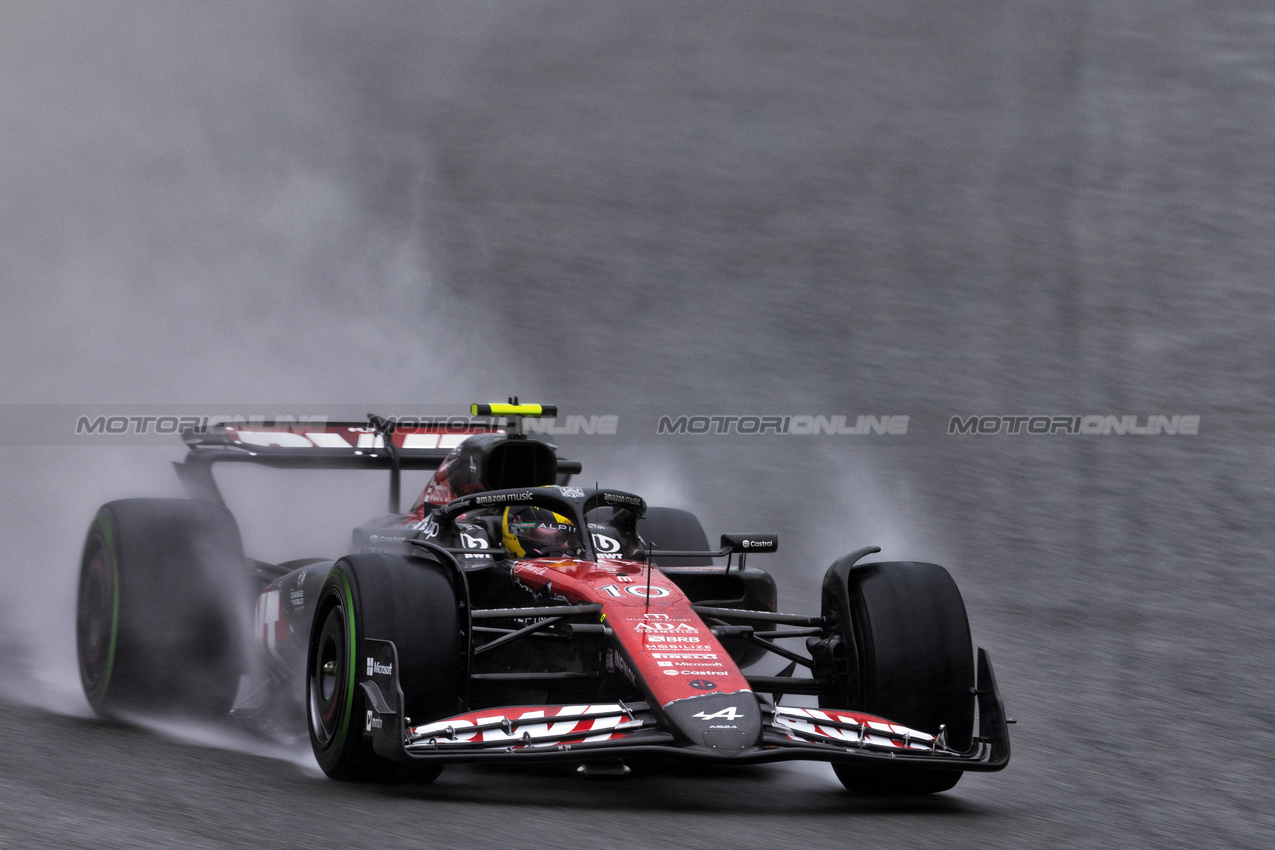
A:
75,403,1010,795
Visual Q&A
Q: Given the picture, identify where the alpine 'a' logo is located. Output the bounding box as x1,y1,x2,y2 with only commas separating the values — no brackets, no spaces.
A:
692,706,742,721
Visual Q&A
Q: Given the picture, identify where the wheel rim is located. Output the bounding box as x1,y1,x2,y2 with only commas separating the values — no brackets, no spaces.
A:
309,600,348,746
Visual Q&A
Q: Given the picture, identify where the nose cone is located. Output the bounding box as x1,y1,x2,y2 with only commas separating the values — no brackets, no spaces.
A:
662,691,762,750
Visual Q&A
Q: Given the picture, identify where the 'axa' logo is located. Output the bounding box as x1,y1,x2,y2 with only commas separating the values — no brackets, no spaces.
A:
634,621,697,633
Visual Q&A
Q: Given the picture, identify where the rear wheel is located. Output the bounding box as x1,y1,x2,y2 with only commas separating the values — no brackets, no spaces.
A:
76,499,254,719
821,559,975,795
306,554,464,782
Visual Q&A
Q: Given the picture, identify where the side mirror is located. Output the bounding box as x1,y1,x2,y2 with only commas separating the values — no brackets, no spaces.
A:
720,533,778,554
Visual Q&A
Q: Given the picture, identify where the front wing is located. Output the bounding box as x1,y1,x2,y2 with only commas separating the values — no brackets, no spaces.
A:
361,639,1010,772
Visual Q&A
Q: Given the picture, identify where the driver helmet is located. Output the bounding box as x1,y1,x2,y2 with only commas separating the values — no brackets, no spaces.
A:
502,506,582,559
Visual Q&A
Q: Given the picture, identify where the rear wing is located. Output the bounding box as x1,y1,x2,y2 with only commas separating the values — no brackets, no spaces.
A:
174,416,582,511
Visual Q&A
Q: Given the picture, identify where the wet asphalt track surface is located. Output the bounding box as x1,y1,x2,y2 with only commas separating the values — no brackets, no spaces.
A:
3,1,1275,848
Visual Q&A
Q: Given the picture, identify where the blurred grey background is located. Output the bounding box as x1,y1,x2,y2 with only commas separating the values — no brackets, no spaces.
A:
1,2,1271,848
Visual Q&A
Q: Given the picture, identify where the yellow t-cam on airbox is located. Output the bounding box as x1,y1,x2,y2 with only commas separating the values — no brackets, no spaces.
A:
471,403,558,418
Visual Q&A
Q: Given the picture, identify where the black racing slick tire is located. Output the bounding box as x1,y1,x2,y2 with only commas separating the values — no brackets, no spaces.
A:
76,499,255,720
638,507,711,566
820,559,976,796
306,554,463,782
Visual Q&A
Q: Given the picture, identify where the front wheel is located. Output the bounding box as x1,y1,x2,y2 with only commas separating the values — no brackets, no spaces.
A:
306,554,464,782
820,558,975,796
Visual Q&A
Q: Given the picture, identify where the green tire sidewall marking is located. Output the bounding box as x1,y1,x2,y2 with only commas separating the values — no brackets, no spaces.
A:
321,567,358,769
92,512,121,704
